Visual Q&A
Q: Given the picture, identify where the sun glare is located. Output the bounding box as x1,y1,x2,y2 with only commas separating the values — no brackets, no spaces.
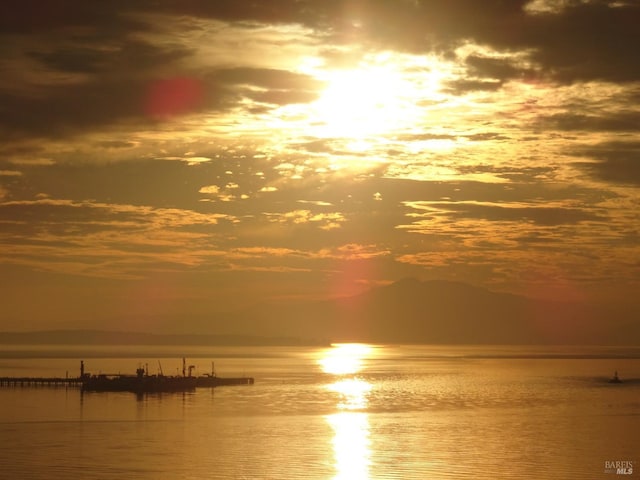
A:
304,54,445,140
320,344,374,479
258,53,450,160
327,412,371,480
312,67,410,138
319,343,374,375
329,378,372,410
311,66,416,139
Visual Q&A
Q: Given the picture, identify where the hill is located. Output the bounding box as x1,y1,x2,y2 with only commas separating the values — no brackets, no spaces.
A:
228,278,636,344
2,279,637,345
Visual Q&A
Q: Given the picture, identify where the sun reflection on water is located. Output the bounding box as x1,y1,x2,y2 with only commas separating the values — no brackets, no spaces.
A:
319,344,374,479
318,343,373,375
329,379,372,410
327,412,371,480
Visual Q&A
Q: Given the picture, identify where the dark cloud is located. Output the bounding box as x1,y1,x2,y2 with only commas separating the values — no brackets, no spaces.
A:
573,141,640,186
28,47,109,74
213,67,324,92
407,1,640,84
212,67,323,106
464,132,510,142
142,0,309,26
464,55,531,82
3,160,239,209
23,37,193,78
442,79,503,94
0,0,139,34
1,67,314,138
2,0,638,141
0,79,148,139
0,200,139,235
535,112,640,132
397,133,457,142
1,43,321,139
0,36,200,139
251,89,319,105
4,0,640,85
524,2,640,83
352,1,639,84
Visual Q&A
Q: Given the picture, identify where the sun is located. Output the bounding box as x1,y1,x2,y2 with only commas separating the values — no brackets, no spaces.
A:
309,61,423,140
263,53,449,152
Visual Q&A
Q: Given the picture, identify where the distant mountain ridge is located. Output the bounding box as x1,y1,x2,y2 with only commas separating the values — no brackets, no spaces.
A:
2,279,638,345
228,278,638,345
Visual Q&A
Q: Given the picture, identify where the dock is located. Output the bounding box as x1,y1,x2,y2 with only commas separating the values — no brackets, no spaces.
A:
0,359,254,392
0,377,82,387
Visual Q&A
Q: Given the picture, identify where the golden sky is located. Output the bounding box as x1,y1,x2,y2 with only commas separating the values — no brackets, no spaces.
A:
0,0,639,331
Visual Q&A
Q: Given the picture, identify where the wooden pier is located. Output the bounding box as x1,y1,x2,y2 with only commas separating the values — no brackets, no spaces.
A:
1,359,253,391
0,377,82,387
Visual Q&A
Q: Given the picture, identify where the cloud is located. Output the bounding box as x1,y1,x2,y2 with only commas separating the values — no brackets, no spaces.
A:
199,185,221,195
3,0,638,144
523,2,640,83
330,1,640,84
1,48,321,142
334,243,390,260
536,112,640,132
572,141,640,186
0,197,237,277
443,79,503,94
213,67,323,92
0,0,638,312
265,209,345,230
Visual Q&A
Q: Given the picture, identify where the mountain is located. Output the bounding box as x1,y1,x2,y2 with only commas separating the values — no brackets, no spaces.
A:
227,278,636,345
2,279,637,345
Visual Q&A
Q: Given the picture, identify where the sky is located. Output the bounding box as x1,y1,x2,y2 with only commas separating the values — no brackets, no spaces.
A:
1,0,639,332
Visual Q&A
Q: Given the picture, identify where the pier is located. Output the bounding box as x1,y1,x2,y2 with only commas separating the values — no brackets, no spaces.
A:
0,359,254,392
0,377,82,387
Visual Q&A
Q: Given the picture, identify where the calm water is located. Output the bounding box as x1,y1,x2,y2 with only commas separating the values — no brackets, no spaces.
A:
0,344,639,479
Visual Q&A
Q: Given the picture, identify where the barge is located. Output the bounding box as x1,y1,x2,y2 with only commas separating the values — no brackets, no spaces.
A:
81,359,254,392
81,366,198,393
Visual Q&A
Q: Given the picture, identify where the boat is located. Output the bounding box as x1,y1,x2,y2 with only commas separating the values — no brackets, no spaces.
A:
82,365,197,393
608,371,623,384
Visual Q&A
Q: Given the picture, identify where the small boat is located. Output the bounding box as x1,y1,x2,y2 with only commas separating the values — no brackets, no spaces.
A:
608,371,623,384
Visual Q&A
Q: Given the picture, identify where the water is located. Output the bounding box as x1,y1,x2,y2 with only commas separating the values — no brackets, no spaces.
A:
0,344,639,479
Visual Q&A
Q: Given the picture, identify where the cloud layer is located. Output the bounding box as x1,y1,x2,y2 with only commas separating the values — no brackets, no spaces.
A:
1,0,638,329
